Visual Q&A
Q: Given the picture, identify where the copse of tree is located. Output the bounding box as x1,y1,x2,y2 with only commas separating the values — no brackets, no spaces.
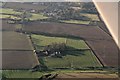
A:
81,2,98,14
20,11,32,23
43,43,66,54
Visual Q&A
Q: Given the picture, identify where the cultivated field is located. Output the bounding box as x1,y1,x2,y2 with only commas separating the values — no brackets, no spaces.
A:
1,20,18,31
0,2,119,79
2,51,39,69
2,31,33,50
3,2,47,11
55,73,118,80
22,22,118,67
1,20,118,67
1,31,39,69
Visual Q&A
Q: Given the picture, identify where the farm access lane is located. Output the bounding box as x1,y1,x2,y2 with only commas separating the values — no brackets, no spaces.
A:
22,22,118,67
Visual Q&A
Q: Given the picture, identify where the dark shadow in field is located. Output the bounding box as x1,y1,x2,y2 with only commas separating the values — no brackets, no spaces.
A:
61,50,86,56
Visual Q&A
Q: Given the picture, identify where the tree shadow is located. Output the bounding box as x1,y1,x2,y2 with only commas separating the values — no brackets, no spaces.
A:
61,46,87,56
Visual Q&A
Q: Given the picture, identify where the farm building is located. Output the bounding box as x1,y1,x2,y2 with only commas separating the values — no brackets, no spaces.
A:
1,31,39,69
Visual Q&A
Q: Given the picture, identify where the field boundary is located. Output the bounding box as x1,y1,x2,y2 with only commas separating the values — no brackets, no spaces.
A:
84,40,104,67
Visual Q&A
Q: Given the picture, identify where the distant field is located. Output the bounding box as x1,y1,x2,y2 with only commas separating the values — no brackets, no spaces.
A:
31,34,101,68
0,8,49,20
0,14,9,18
0,8,22,15
29,13,48,20
59,13,99,25
80,13,100,21
4,2,47,11
0,14,21,20
60,20,90,25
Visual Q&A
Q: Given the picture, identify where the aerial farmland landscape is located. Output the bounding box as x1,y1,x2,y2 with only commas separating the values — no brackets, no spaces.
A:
0,2,119,80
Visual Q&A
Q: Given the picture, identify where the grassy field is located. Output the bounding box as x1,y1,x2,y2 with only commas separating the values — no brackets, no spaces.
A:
60,20,90,25
0,8,21,15
2,70,118,79
0,14,9,18
0,8,49,20
2,70,42,78
59,13,99,25
31,34,101,68
29,13,48,20
0,14,21,20
80,13,100,21
31,34,89,50
44,50,101,68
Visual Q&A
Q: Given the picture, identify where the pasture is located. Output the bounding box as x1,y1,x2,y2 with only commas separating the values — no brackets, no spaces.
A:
45,50,101,68
0,8,21,15
60,20,90,25
2,70,42,78
0,8,49,20
31,34,89,51
80,13,100,21
31,34,101,68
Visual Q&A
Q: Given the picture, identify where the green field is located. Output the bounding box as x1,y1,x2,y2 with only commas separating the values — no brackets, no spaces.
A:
2,70,42,78
80,13,100,21
59,13,99,25
29,13,48,20
0,8,22,15
60,20,90,25
31,34,101,68
0,8,49,20
42,50,101,68
31,34,89,50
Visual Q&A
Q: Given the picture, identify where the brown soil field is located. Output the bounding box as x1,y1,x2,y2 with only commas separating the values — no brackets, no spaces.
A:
2,31,33,50
3,2,47,11
2,50,39,69
55,73,119,80
96,22,111,35
1,19,17,31
22,21,118,67
1,31,39,69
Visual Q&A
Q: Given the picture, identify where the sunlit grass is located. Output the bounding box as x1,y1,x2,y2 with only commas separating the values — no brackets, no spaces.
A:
80,13,100,21
60,20,90,25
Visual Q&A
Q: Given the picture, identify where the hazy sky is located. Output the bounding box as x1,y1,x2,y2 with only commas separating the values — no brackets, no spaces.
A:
1,0,119,2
